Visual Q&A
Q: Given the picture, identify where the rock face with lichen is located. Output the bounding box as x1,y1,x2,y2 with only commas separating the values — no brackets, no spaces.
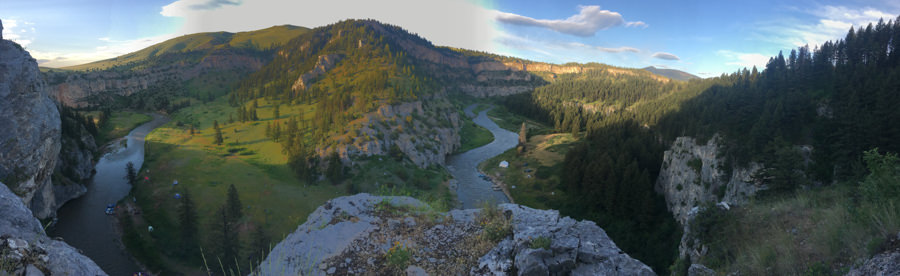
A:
655,135,765,225
257,194,655,275
0,181,106,275
654,135,767,266
0,30,63,219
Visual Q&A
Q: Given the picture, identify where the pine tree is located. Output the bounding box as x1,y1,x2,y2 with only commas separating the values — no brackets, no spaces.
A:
518,122,528,154
248,223,270,263
209,206,239,271
214,120,224,145
326,151,343,184
125,161,137,186
273,104,280,120
226,184,243,221
177,189,198,257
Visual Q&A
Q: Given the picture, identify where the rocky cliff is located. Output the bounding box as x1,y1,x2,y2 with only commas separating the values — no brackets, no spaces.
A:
0,181,106,275
46,50,265,107
655,135,766,265
655,135,764,224
53,114,98,207
291,54,343,91
257,194,654,275
0,34,63,219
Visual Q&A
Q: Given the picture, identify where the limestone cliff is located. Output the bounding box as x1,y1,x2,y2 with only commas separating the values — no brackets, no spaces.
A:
654,135,765,265
0,35,62,219
46,50,265,107
0,182,106,275
53,113,98,207
655,135,764,224
257,194,655,275
291,54,343,91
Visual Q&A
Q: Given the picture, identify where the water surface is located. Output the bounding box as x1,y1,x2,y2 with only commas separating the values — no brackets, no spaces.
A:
447,104,516,209
51,114,168,275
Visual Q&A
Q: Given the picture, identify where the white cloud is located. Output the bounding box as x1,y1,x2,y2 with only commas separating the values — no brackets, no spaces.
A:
2,19,35,47
32,33,177,67
497,32,641,59
495,5,645,37
717,50,769,68
625,21,647,28
652,52,680,60
771,5,896,47
597,46,640,53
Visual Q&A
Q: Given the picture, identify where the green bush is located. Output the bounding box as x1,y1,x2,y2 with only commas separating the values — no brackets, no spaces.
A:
688,158,703,175
529,236,551,250
385,241,411,269
860,148,900,202
478,204,512,243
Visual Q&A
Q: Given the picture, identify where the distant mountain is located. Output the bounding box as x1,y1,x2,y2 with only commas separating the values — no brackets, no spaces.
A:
62,25,309,71
642,66,698,81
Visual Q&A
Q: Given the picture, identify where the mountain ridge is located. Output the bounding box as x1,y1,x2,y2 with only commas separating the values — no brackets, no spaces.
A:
642,66,699,81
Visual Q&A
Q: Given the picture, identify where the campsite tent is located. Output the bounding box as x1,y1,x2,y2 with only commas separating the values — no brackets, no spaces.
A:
499,161,509,168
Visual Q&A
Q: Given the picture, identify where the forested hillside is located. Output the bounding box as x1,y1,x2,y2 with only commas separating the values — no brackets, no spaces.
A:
657,18,900,186
496,16,900,274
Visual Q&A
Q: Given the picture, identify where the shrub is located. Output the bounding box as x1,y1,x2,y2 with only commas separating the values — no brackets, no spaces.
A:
860,148,900,202
385,241,411,269
529,236,551,250
478,204,512,242
688,158,703,175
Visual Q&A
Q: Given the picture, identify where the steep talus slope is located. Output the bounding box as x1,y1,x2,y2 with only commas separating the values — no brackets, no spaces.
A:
0,37,62,219
258,194,654,275
0,182,106,275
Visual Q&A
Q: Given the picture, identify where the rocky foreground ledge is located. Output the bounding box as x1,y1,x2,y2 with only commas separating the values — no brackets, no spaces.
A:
257,194,654,275
0,182,105,275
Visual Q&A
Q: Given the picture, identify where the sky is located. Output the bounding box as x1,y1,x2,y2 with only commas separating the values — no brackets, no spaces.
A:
2,0,898,77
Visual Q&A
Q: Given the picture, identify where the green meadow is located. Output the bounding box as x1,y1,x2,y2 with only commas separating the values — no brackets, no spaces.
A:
125,96,455,270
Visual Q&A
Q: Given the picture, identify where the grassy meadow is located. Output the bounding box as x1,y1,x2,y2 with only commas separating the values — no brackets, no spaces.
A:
84,111,152,146
480,133,575,209
123,96,456,271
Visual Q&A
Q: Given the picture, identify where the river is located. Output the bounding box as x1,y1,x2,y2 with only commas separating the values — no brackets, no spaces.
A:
447,104,517,209
50,114,168,275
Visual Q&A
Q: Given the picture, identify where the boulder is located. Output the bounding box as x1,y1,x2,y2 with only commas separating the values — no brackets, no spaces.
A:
258,194,655,276
847,251,900,276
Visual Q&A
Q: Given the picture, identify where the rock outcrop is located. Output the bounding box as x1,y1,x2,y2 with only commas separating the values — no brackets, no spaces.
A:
53,118,98,207
0,181,106,275
46,51,265,107
0,33,63,219
258,194,654,275
291,54,343,91
847,251,900,276
319,93,461,168
655,135,764,224
655,135,765,266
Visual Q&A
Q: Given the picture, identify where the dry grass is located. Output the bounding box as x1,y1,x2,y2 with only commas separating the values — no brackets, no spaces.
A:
696,183,900,275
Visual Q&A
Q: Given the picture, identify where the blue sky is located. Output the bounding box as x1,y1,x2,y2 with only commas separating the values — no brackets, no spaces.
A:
2,0,898,76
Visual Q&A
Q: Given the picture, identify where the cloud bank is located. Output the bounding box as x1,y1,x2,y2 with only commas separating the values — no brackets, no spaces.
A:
496,5,645,37
652,52,680,60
